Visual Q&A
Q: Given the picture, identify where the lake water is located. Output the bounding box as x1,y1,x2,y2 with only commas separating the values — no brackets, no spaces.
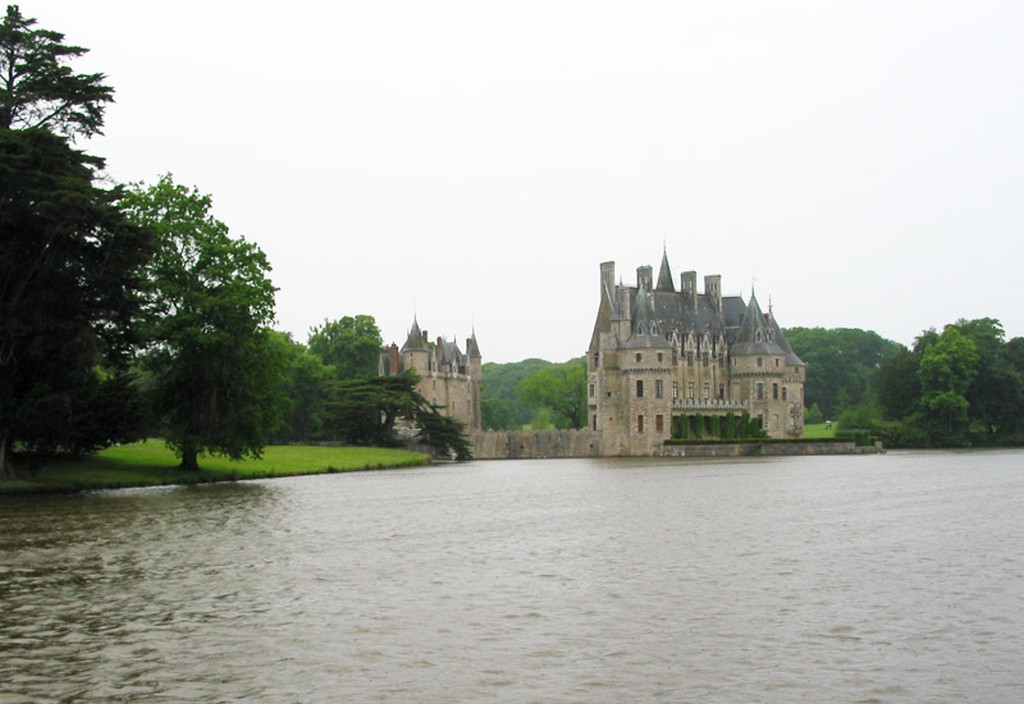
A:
1,451,1022,703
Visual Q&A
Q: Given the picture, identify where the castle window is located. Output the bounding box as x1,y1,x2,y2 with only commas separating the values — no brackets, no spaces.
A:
636,380,644,398
592,415,597,430
655,380,664,398
589,383,595,398
637,415,644,433
687,352,694,367
672,382,679,399
688,381,695,399
657,352,663,363
756,383,765,401
719,383,724,399
775,358,780,368
756,330,762,343
757,357,763,368
702,353,709,367
782,386,788,401
773,383,779,400
672,350,678,365
593,352,599,366
655,414,664,433
703,382,710,400
635,353,642,363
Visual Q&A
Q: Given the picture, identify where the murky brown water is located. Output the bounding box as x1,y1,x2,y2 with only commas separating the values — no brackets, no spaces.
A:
2,451,1022,702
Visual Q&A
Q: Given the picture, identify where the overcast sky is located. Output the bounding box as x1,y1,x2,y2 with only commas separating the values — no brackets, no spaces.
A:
38,1,1024,362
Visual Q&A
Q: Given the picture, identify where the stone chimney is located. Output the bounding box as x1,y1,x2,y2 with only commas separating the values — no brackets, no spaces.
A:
636,265,653,292
600,261,615,306
389,343,399,375
704,274,721,309
681,270,697,311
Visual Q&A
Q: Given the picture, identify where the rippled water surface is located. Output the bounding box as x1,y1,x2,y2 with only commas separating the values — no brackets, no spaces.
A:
2,451,1023,702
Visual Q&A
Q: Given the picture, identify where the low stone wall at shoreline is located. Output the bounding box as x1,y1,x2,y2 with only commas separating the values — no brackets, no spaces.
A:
471,431,882,460
662,440,883,458
471,430,601,460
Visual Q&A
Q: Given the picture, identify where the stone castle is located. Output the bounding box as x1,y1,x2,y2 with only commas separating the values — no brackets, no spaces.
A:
587,251,805,455
380,317,482,432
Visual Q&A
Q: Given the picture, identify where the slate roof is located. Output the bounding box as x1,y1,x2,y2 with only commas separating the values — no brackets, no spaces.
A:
400,316,427,352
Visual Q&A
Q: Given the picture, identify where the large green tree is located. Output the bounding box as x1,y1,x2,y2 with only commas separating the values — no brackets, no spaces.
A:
955,318,1024,442
267,330,332,443
307,315,382,381
916,325,979,446
785,327,903,420
324,370,471,459
481,358,553,430
0,5,113,138
123,175,284,470
0,129,152,476
517,358,587,429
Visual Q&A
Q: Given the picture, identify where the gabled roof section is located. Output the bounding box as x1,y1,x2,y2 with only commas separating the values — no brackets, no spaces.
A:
656,249,675,292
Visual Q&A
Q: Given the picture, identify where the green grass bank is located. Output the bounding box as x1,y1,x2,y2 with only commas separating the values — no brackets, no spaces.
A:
0,442,431,494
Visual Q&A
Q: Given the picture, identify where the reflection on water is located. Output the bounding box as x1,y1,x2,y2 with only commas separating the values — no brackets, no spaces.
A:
2,452,1023,702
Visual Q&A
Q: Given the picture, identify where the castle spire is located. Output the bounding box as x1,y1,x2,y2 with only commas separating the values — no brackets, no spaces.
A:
656,247,675,292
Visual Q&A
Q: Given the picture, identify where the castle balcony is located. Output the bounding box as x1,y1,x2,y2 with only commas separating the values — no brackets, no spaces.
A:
671,398,747,414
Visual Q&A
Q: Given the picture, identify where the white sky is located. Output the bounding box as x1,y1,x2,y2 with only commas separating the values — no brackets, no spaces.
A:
38,1,1024,362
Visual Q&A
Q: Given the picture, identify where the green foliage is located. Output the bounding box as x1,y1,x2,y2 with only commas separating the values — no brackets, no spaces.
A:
481,358,553,430
123,175,284,470
516,357,587,429
916,325,978,446
804,402,824,425
872,347,920,421
308,315,382,381
0,128,152,476
837,403,880,431
416,411,472,461
785,327,903,419
869,318,1024,448
267,331,332,443
324,369,472,459
0,5,114,138
722,412,736,439
325,371,425,447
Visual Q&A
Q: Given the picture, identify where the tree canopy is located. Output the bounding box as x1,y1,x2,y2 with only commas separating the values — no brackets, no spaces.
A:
0,129,152,476
123,175,284,470
308,315,382,381
516,358,587,430
784,327,903,420
870,318,1024,447
0,5,113,138
480,358,554,430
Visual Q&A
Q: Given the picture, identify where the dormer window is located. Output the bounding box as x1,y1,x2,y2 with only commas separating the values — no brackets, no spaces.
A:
755,330,763,343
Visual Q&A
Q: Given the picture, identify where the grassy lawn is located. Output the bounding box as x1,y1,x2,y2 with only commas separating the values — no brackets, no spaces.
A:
0,442,431,494
802,422,837,439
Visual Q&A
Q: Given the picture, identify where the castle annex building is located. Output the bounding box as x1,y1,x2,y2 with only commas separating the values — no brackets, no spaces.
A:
380,318,482,432
588,252,805,455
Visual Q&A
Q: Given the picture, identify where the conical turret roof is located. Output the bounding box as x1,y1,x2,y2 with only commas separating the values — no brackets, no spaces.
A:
730,292,788,356
400,316,427,352
656,248,675,292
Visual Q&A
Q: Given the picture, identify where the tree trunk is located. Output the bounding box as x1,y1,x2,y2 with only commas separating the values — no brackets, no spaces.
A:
180,445,200,471
0,428,14,480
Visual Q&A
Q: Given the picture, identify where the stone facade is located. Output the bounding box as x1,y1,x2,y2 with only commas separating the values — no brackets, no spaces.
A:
380,317,482,431
588,252,805,456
